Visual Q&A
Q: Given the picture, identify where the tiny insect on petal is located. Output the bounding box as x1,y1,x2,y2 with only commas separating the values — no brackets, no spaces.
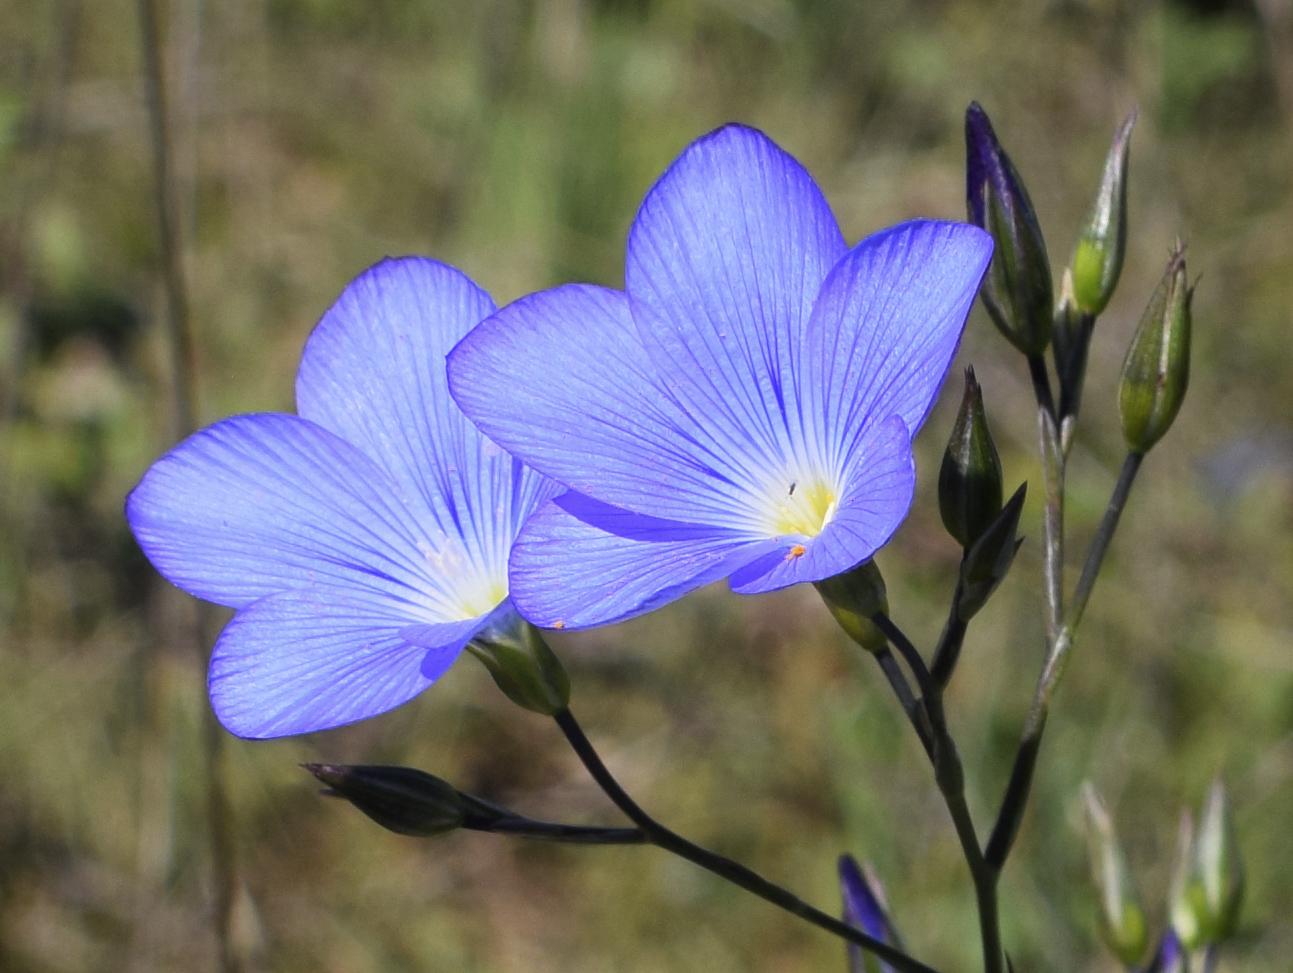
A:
786,544,807,560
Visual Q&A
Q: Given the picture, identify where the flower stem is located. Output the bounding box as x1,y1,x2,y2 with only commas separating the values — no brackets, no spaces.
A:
986,451,1143,871
1039,406,1066,650
929,580,969,691
874,647,933,758
871,614,1003,973
137,3,239,970
552,708,944,973
471,818,648,844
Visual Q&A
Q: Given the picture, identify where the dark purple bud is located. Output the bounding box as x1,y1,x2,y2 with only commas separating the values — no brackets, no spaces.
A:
965,102,1054,356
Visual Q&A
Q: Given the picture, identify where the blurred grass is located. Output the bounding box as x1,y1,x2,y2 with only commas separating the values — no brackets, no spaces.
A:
1,0,1292,970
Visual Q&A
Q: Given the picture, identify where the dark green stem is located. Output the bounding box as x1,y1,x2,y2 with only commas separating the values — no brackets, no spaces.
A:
986,452,1143,871
870,614,1003,973
470,818,647,844
553,709,943,973
929,579,969,691
456,791,646,844
874,647,933,758
1027,354,1057,424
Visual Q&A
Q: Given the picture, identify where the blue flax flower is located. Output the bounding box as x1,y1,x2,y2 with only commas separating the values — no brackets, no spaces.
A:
448,125,992,628
127,259,559,738
839,854,898,973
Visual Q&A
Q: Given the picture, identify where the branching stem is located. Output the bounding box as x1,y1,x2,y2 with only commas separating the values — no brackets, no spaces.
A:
553,709,943,973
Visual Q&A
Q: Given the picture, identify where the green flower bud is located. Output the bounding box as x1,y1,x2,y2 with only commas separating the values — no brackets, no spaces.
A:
965,102,1055,356
305,763,465,838
1082,783,1149,966
1120,244,1193,454
1195,778,1244,942
1071,110,1136,317
1169,810,1205,950
939,367,1004,549
815,560,889,654
956,482,1026,621
467,612,571,716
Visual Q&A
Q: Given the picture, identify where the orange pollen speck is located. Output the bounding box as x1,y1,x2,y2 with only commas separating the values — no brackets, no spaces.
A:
553,620,565,630
786,544,807,560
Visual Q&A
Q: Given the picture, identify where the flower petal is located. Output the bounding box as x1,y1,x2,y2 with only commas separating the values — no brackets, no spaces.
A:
508,492,773,629
730,416,914,594
804,220,992,472
126,413,483,619
625,124,846,472
296,257,558,582
448,283,758,529
209,585,477,738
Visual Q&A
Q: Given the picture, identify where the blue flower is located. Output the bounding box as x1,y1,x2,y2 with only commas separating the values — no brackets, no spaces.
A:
127,258,559,738
448,125,991,629
839,854,898,973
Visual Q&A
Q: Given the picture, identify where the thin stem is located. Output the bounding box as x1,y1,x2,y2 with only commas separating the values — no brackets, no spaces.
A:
456,791,647,844
874,647,933,757
553,709,943,973
1027,354,1057,424
138,0,198,433
1039,407,1065,650
870,615,1004,973
1066,452,1143,635
986,452,1144,872
929,580,969,692
470,819,648,845
137,3,237,971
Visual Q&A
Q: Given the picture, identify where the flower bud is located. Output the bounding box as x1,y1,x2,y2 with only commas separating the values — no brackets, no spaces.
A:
1169,810,1204,950
1071,110,1136,317
1082,783,1149,966
939,367,1004,549
965,102,1054,356
1120,244,1192,454
1195,778,1243,942
1053,272,1093,423
839,854,900,973
815,560,889,654
956,482,1026,621
305,763,465,838
467,611,571,715
1148,929,1188,973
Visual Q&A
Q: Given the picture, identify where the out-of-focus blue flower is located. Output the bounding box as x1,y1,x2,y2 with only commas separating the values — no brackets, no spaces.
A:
127,259,559,738
839,854,898,973
448,125,991,629
1149,928,1188,973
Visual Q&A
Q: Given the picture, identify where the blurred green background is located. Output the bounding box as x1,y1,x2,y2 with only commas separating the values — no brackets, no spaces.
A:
1,0,1291,970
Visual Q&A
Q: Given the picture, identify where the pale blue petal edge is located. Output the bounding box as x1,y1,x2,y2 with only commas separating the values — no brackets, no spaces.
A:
209,584,479,739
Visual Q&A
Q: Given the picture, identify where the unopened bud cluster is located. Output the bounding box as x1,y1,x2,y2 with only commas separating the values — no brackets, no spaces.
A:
1083,779,1243,969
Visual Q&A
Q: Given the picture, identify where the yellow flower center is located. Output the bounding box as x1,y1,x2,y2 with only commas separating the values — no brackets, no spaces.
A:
768,478,838,538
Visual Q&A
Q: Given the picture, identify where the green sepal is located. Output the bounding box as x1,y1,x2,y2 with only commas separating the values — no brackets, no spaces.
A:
1195,778,1244,942
956,482,1027,621
467,614,571,716
939,366,1004,549
1082,782,1149,966
1071,110,1136,317
815,560,890,654
1119,244,1193,454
